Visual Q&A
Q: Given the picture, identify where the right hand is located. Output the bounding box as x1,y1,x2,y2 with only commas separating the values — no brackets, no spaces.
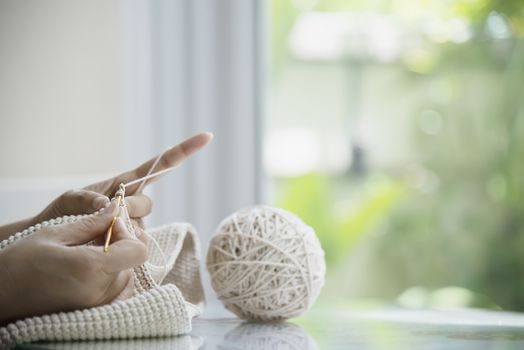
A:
0,202,147,325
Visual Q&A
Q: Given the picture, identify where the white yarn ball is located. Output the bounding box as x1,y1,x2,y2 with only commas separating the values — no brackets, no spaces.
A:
206,206,326,322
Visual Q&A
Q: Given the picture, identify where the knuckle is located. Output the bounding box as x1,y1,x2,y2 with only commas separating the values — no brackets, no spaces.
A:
158,155,172,170
79,191,94,203
179,143,190,157
70,189,85,202
56,190,75,212
62,189,76,198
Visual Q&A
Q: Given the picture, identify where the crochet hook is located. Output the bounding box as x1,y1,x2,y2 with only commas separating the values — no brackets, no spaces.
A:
103,184,125,253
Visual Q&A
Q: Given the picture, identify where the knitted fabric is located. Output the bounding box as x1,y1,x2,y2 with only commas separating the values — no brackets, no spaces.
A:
41,334,202,350
0,212,205,348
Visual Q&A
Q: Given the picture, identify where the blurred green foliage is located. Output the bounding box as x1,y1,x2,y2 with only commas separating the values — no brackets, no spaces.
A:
276,173,407,265
271,0,524,310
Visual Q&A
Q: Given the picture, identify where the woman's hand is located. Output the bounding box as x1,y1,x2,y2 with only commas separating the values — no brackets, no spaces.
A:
0,190,153,242
38,132,213,221
0,132,213,325
84,132,213,198
36,190,153,228
0,132,213,240
0,202,147,325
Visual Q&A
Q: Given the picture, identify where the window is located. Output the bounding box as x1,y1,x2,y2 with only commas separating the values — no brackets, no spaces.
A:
268,0,524,310
2,0,524,318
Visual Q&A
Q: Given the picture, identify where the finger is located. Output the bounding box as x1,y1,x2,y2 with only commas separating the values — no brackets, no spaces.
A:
98,218,148,273
136,226,149,246
125,194,153,219
51,202,118,245
133,217,145,231
110,217,135,241
89,216,143,246
131,223,150,247
122,132,214,194
56,190,110,216
84,132,213,197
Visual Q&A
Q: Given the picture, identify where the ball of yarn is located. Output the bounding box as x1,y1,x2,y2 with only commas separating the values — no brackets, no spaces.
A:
206,206,326,322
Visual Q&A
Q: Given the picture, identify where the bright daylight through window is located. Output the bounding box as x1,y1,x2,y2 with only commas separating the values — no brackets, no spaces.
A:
267,0,524,312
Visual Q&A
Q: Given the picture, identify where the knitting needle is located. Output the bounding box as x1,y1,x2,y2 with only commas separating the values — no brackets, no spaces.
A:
103,184,125,253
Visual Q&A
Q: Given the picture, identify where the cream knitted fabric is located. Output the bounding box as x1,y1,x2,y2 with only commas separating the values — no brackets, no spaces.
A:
42,334,203,350
0,212,205,348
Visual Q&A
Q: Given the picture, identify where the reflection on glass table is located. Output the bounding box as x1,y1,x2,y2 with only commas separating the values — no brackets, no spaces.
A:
18,308,524,350
219,322,317,350
24,335,202,350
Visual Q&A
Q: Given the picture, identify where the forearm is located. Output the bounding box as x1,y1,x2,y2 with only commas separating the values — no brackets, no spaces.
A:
0,249,20,325
0,216,37,241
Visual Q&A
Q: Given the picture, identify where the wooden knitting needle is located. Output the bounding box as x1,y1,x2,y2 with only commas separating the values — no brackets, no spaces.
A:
103,184,125,253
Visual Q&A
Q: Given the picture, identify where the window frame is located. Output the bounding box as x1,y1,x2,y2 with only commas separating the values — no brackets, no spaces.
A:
121,0,266,316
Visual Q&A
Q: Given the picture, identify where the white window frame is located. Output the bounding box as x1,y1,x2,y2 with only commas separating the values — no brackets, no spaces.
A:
121,0,266,315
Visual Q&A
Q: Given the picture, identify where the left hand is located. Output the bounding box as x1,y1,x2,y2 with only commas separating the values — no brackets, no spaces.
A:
37,132,213,224
36,190,153,229
85,132,213,198
0,132,212,241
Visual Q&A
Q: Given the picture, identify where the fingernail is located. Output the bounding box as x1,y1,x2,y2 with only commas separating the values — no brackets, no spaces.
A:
204,131,214,140
95,196,110,209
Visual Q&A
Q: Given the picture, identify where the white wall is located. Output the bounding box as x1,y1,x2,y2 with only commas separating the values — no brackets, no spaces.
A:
0,0,123,223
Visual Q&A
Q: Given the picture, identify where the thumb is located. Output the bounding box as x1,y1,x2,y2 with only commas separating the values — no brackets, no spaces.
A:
58,190,110,215
52,202,119,246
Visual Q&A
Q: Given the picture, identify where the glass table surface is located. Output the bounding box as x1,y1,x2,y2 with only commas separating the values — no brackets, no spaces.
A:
17,308,524,350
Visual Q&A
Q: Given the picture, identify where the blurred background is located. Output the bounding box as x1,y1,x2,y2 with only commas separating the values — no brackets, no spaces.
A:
268,0,524,312
1,0,524,317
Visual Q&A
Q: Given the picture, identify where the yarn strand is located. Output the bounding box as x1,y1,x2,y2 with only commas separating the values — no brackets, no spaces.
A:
120,148,176,282
124,166,176,189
